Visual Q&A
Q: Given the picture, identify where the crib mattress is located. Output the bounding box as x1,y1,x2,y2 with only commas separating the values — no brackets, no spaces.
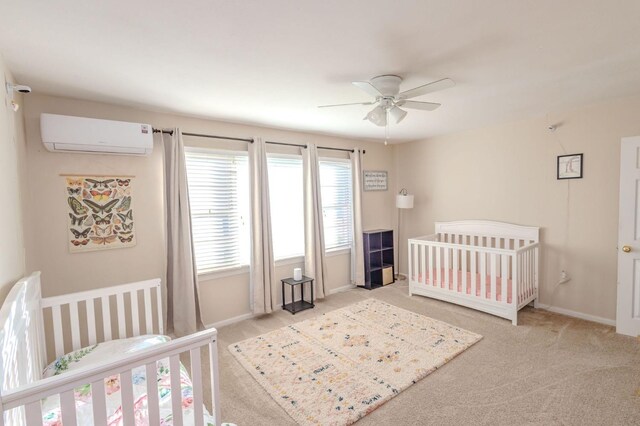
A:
40,336,215,426
413,268,513,303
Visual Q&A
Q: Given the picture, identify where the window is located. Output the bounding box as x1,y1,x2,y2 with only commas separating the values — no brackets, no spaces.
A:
185,148,250,274
267,155,304,260
319,159,353,251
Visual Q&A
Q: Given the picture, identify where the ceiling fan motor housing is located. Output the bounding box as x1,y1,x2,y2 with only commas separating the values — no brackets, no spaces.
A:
370,75,402,97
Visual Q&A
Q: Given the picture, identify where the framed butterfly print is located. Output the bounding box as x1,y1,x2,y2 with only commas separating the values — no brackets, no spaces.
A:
65,175,137,252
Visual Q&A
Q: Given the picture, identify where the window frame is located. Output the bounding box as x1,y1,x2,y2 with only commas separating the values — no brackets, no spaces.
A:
184,146,251,279
266,152,306,262
319,157,354,254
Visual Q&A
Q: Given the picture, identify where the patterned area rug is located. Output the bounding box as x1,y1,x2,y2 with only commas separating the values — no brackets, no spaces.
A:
229,299,482,425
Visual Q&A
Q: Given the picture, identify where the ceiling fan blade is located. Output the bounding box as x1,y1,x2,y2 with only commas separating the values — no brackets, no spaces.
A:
352,81,383,98
364,105,387,126
388,106,407,124
397,100,441,111
399,78,455,99
317,101,375,108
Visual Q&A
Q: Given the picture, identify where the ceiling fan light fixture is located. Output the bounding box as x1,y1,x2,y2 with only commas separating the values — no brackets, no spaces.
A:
389,106,407,124
364,105,387,127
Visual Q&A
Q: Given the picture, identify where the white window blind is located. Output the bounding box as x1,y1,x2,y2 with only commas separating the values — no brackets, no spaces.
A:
319,159,353,250
267,155,304,260
185,148,250,274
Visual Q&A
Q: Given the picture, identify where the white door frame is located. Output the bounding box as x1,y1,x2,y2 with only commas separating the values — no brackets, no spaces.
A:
617,136,640,336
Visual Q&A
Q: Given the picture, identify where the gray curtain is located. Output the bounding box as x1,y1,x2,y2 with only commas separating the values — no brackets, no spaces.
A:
302,143,328,299
350,149,365,286
249,137,276,314
161,128,204,336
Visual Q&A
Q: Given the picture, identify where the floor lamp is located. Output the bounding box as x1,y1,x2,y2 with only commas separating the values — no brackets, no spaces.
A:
396,188,414,280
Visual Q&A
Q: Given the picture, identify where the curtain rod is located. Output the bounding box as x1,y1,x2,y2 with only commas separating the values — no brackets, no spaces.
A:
265,140,365,154
153,128,254,143
153,128,364,153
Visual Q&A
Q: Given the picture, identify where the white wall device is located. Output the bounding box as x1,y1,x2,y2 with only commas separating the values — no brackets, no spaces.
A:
40,113,154,155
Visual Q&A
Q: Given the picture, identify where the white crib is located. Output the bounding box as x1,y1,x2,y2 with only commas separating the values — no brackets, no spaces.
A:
408,220,539,325
0,272,221,425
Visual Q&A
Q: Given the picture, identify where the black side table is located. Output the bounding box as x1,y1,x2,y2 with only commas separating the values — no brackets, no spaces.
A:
281,275,314,314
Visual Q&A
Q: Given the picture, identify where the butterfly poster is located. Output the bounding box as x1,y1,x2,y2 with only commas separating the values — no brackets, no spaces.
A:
65,175,136,252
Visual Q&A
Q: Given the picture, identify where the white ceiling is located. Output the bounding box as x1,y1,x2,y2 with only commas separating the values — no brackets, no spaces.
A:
2,0,640,143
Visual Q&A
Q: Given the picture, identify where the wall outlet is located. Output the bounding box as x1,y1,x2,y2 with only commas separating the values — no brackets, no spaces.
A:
558,270,571,285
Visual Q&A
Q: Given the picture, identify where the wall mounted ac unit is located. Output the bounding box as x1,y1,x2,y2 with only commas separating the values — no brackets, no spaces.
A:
40,113,154,155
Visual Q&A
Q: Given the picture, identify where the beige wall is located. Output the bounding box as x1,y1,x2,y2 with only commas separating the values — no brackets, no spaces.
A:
23,94,395,325
0,55,27,302
395,94,640,322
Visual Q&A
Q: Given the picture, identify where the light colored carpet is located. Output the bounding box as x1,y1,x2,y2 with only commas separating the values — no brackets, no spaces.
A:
211,282,640,425
228,299,481,425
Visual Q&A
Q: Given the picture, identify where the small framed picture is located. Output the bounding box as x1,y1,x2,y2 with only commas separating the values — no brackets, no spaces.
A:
557,154,583,180
363,170,388,191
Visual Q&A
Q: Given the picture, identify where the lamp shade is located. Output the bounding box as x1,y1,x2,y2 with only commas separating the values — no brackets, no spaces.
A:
396,194,414,209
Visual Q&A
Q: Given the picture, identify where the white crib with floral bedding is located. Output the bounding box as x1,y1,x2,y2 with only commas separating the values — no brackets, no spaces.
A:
408,220,539,325
0,272,221,425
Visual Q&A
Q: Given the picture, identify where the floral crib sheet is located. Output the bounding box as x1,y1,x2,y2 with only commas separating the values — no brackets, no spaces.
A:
40,336,215,426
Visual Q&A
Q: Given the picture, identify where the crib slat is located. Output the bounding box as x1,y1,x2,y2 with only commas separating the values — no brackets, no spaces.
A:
209,340,221,426
533,247,540,307
102,295,112,341
146,362,161,426
420,245,426,286
501,255,508,304
60,389,78,426
444,247,450,289
155,286,164,335
480,251,487,299
512,254,518,306
528,250,533,300
86,298,97,345
462,248,468,294
120,370,135,426
91,379,108,424
131,290,140,336
190,348,205,426
24,401,42,425
523,250,528,301
170,355,184,426
69,302,81,350
52,305,64,357
412,241,420,282
144,287,153,334
116,292,126,338
490,253,497,302
471,249,477,296
428,245,433,286
436,246,441,287
410,241,417,278
453,246,459,292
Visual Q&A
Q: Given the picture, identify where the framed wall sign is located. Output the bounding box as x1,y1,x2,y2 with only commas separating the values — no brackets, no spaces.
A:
557,154,583,180
363,170,388,191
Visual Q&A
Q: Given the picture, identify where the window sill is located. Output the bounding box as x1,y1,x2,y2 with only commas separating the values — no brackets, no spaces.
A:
275,255,305,267
326,247,351,257
197,249,351,281
198,265,249,282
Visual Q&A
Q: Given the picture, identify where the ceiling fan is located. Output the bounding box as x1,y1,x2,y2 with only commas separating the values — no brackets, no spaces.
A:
318,75,455,126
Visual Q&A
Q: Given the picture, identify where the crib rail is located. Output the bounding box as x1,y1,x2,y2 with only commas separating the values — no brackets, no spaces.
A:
41,279,163,362
408,234,538,324
0,328,221,426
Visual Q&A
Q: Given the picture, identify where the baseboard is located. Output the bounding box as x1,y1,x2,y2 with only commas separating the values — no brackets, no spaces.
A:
536,303,615,327
329,284,357,295
206,284,356,329
206,312,254,330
